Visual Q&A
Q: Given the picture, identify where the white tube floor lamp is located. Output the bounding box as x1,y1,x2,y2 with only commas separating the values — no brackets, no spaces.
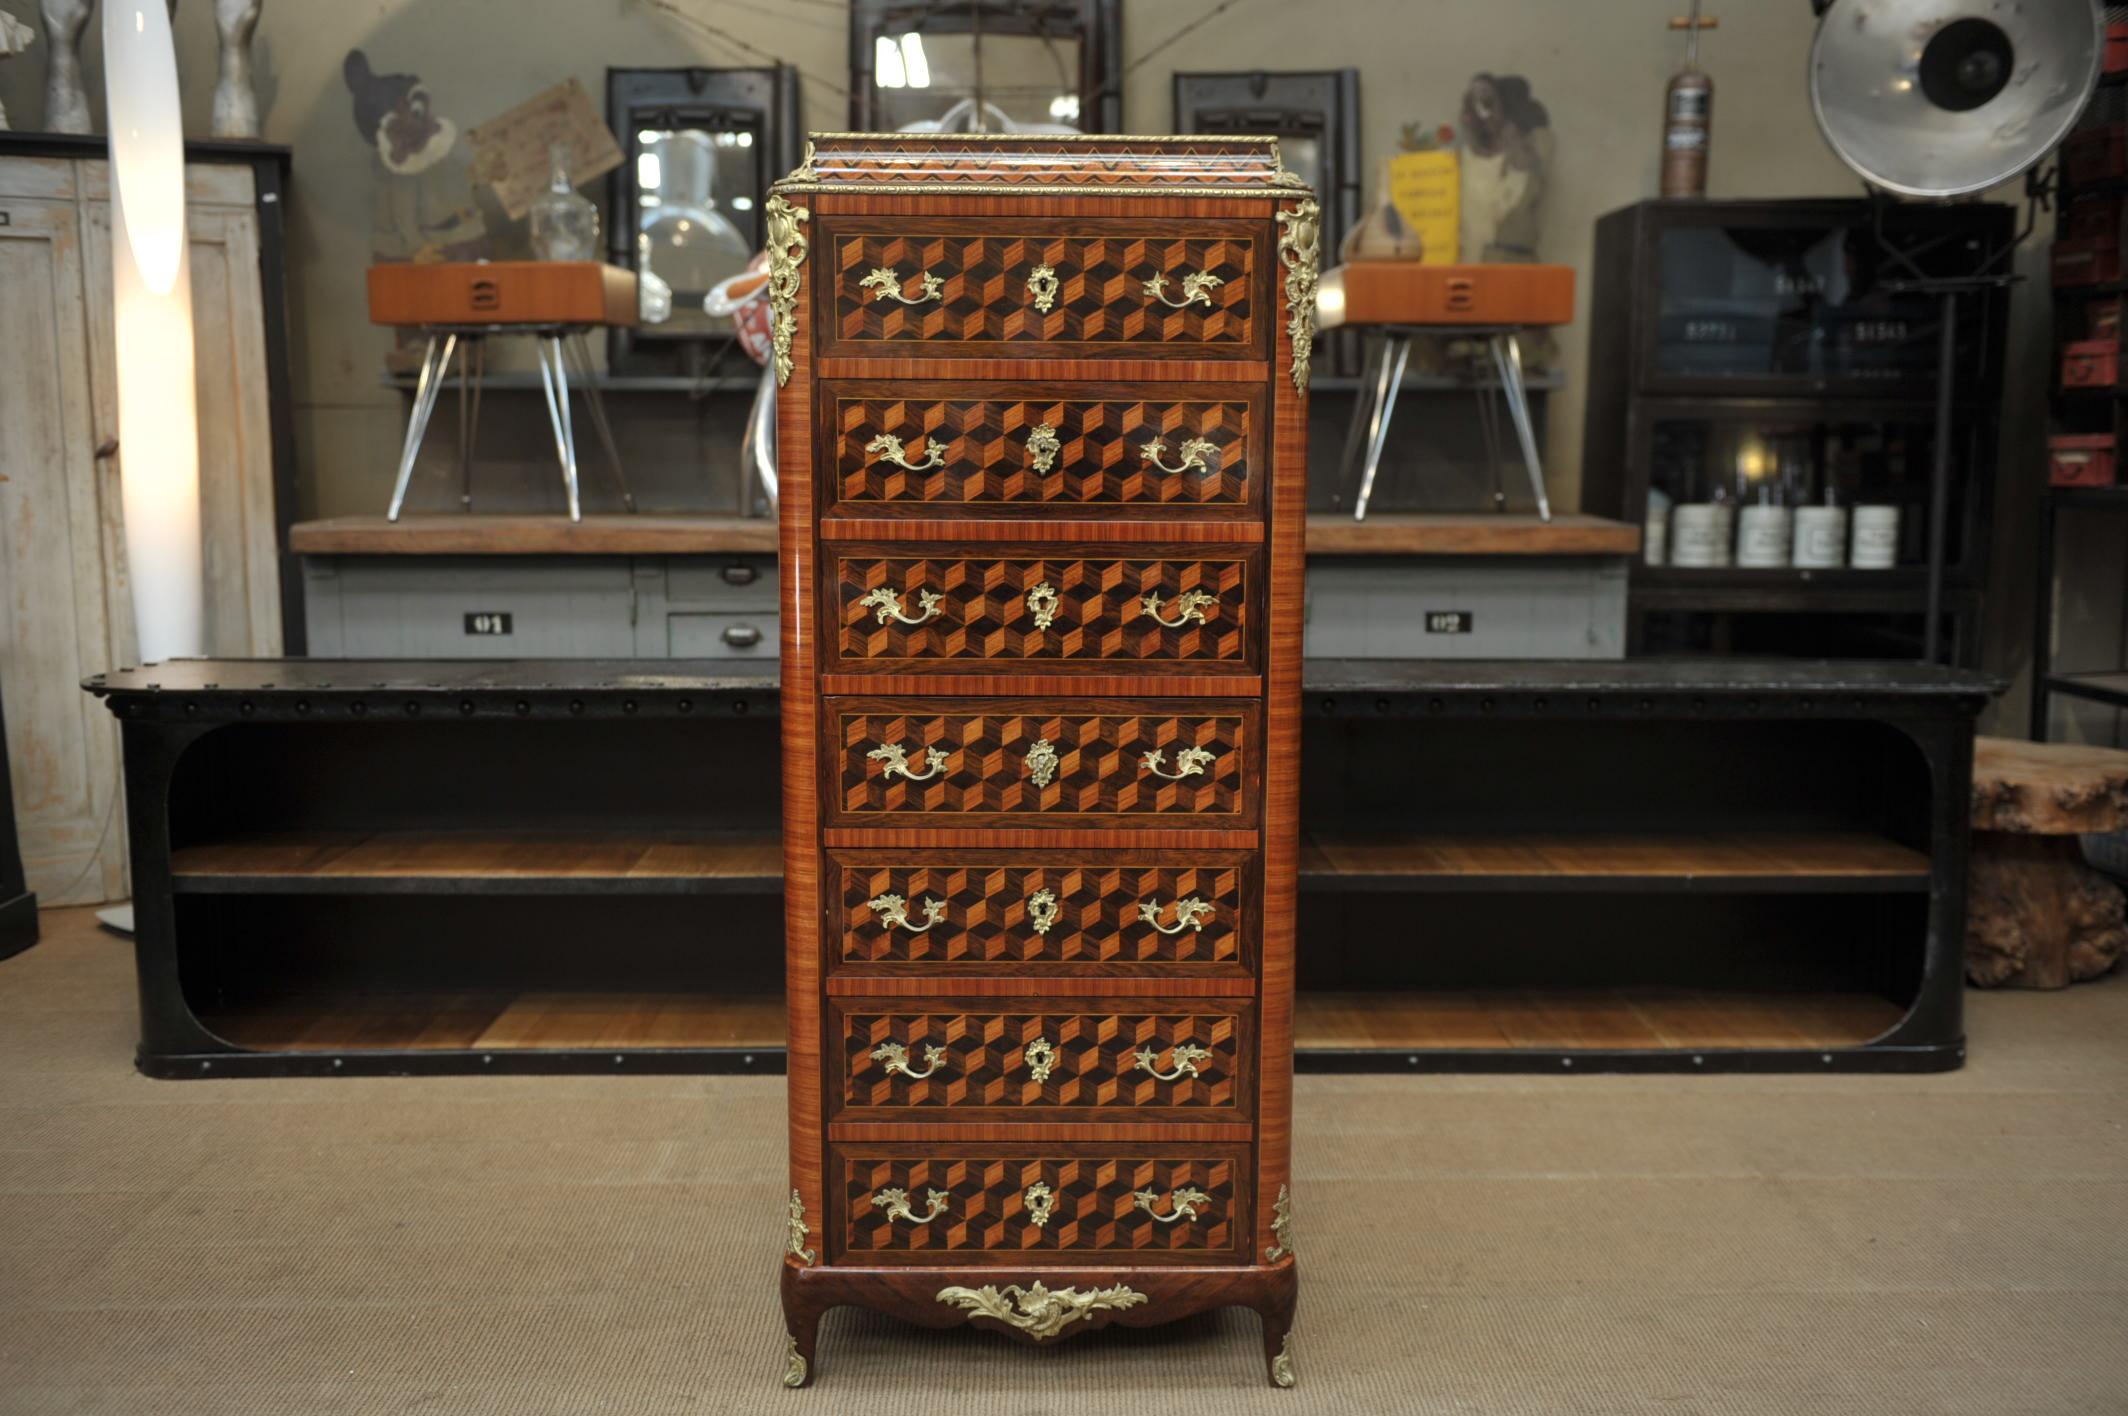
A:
104,0,201,664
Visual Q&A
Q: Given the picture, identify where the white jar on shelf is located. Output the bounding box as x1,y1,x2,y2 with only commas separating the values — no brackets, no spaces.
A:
1670,503,1733,567
1850,505,1900,569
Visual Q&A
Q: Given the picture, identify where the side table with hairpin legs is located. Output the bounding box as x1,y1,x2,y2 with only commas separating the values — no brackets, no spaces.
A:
367,261,640,522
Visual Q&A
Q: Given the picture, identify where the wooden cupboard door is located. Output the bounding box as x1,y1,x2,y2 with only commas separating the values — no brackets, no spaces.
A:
834,1145,1248,1263
0,184,127,904
829,850,1253,975
77,161,282,659
819,218,1265,358
832,1000,1252,1121
828,547,1257,673
828,698,1256,825
822,384,1259,518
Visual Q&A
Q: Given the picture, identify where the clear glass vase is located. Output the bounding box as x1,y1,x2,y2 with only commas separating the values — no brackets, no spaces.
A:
529,143,599,261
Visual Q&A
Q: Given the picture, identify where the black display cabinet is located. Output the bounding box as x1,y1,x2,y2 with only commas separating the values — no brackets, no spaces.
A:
1581,198,2012,663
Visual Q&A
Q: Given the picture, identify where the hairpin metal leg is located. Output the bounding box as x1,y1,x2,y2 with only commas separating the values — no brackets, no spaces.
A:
385,332,456,521
1474,351,1507,513
534,336,582,522
1352,331,1411,523
455,336,486,512
1334,332,1387,513
1489,331,1552,522
564,331,635,513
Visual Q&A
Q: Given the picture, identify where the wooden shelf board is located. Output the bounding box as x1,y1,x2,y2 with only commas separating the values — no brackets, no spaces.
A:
1307,512,1639,557
171,830,782,894
1294,988,1904,1051
1298,831,1931,891
288,514,775,556
199,990,786,1052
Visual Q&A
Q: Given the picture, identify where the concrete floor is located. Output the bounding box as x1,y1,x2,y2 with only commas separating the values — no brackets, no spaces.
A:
2,905,2124,1415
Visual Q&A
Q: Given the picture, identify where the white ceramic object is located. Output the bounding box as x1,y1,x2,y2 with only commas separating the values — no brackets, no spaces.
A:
1793,505,1848,568
1850,504,1901,569
1670,503,1734,567
210,0,263,139
40,0,93,134
1736,504,1794,568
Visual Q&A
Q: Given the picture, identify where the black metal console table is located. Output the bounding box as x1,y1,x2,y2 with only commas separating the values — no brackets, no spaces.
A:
88,657,1993,1078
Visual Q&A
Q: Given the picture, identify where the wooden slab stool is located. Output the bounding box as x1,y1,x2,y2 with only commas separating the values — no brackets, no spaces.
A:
1967,737,2128,987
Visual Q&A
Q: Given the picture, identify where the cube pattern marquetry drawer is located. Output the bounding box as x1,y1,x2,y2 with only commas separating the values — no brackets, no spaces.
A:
835,1146,1249,1263
775,133,1310,1384
825,387,1261,517
828,849,1254,974
831,1000,1253,1120
823,221,1265,355
830,700,1255,823
830,548,1258,671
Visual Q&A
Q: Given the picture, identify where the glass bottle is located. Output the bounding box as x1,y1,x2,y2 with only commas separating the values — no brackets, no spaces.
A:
529,143,599,262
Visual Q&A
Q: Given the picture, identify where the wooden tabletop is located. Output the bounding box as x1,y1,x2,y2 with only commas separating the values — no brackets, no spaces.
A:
289,515,776,556
1972,736,2128,834
1305,512,1640,557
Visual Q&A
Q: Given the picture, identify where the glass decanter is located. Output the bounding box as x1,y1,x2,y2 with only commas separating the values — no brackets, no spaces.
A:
529,143,599,261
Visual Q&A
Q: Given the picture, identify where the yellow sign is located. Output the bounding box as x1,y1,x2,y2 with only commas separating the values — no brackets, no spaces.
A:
1388,151,1459,265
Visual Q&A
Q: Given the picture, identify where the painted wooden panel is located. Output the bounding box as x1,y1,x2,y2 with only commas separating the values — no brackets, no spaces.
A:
0,195,125,903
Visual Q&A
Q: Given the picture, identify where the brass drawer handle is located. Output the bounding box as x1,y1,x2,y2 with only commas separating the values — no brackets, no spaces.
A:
859,266,942,305
873,1186,950,1224
1141,590,1218,628
1023,1036,1058,1083
866,433,945,471
1023,1181,1058,1228
1143,270,1222,309
1027,264,1059,313
1141,437,1217,477
858,586,944,625
1137,896,1214,934
1131,1185,1211,1224
872,1041,949,1079
1140,746,1214,781
1026,421,1061,472
1134,1043,1213,1082
1026,737,1059,787
1026,581,1060,631
869,742,944,781
869,893,946,934
1026,887,1060,936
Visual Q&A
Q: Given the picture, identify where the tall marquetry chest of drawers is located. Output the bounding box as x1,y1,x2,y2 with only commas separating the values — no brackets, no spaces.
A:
769,133,1315,1389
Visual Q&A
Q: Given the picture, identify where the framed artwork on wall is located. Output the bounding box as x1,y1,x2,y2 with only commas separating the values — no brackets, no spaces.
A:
848,0,1122,133
605,65,804,376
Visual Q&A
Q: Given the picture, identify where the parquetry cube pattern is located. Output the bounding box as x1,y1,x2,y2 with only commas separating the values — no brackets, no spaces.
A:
832,857,1247,968
840,1152,1241,1259
832,232,1256,346
834,707,1248,819
833,553,1252,667
837,1008,1243,1113
830,395,1253,510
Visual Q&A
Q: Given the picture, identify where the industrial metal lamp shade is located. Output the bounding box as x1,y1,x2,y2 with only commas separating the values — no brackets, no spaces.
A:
1811,0,2104,197
104,0,202,663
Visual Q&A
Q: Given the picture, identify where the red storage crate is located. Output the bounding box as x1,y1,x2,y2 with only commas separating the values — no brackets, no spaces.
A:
2109,20,2128,75
2063,338,2119,389
2054,236,2124,287
2050,433,2117,488
2065,126,2128,185
2065,198,2123,244
2092,296,2123,341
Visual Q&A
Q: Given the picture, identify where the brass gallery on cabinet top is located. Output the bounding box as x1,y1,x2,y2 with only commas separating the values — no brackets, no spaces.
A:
769,132,1314,198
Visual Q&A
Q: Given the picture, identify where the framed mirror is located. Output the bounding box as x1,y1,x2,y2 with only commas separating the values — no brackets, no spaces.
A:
849,0,1122,133
1175,69,1363,373
606,66,804,375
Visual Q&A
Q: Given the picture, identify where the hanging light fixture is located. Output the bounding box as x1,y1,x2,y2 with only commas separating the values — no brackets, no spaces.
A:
104,0,201,663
